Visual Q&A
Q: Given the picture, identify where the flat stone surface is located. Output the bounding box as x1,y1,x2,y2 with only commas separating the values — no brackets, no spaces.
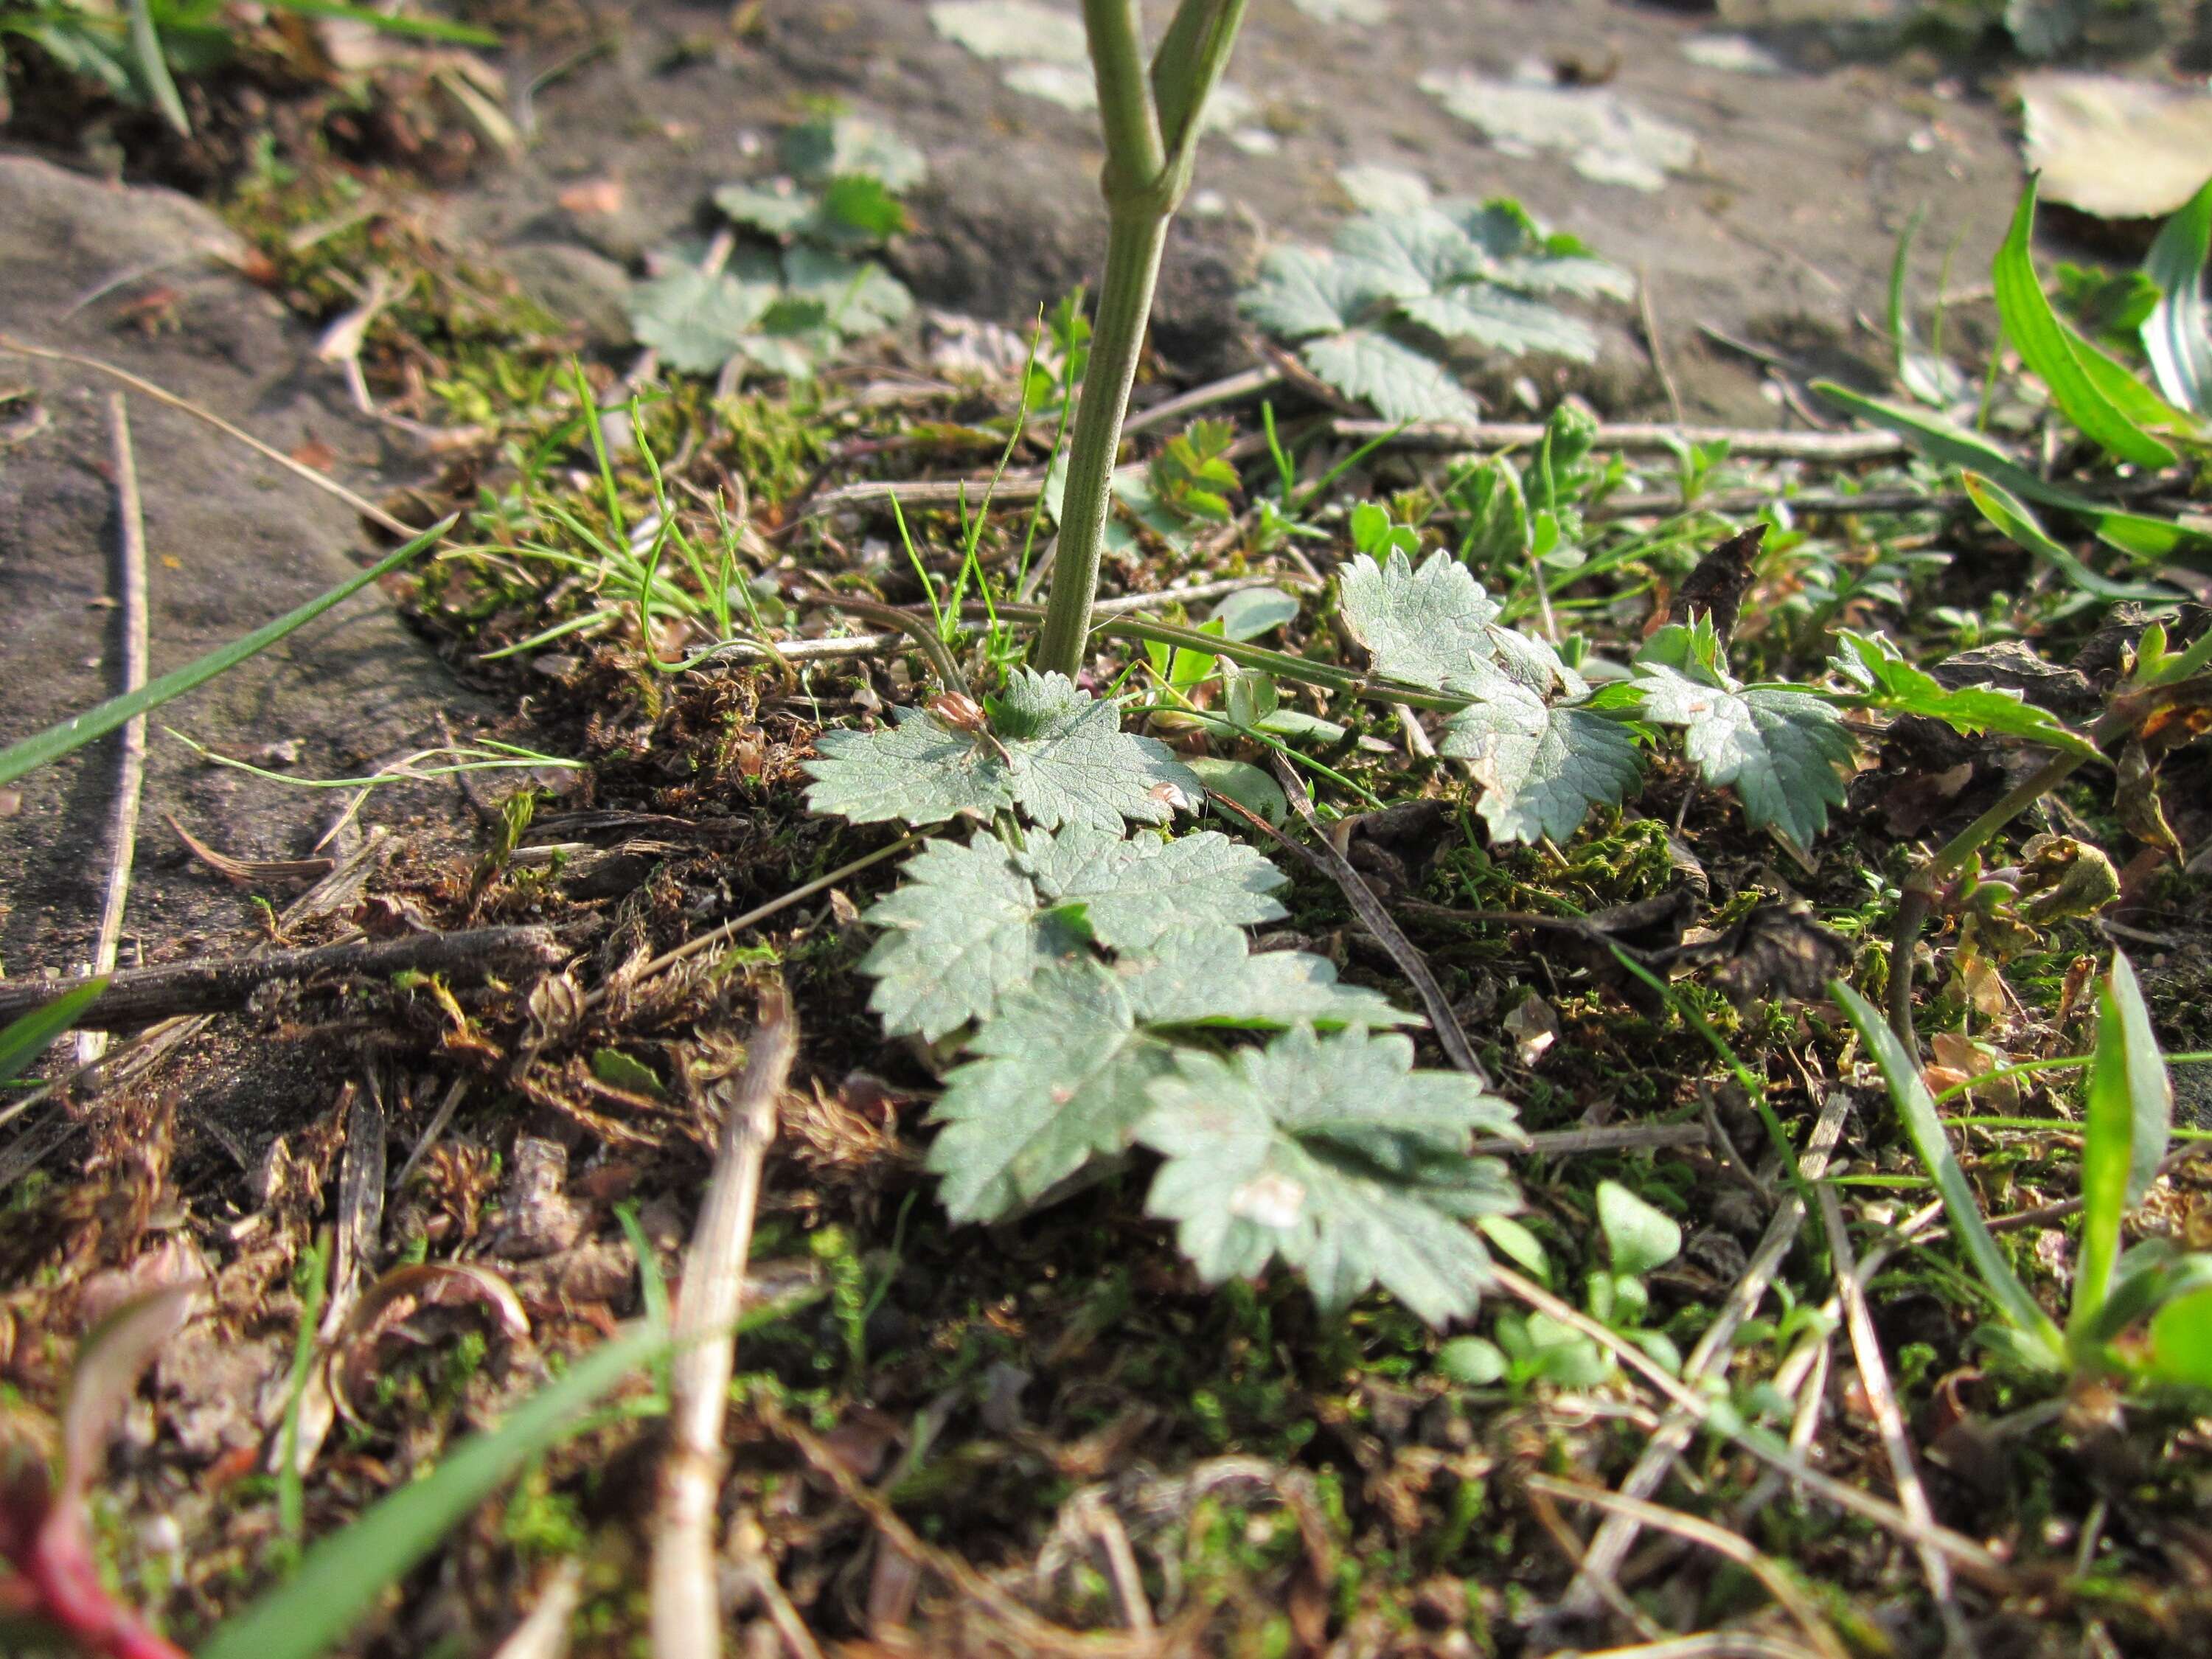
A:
453,0,2028,414
0,156,484,979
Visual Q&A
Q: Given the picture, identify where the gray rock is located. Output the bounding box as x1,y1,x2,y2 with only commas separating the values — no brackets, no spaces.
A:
498,239,635,347
455,0,2025,415
0,155,486,979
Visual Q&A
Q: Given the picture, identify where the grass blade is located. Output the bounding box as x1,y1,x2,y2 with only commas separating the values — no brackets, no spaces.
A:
2143,175,2212,417
0,978,107,1083
2073,973,2137,1337
124,0,189,136
1992,176,2184,467
2105,952,2172,1206
0,518,451,789
2150,1286,2212,1389
196,1321,664,1659
1832,981,2065,1368
1960,471,2180,601
263,0,498,46
1812,380,2208,563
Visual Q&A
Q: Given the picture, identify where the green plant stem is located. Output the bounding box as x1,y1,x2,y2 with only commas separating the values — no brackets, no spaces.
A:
985,601,1470,712
1035,209,1173,676
1034,0,1248,677
800,590,970,698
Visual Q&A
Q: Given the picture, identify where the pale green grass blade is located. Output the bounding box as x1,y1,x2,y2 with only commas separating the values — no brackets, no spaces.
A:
1993,177,2185,466
197,1321,664,1659
1812,381,2207,563
1961,471,2180,601
0,978,106,1084
0,518,450,789
2151,1286,2212,1388
2072,973,2135,1338
2106,953,2172,1206
1833,981,2065,1367
265,0,498,46
125,0,190,136
2143,175,2212,417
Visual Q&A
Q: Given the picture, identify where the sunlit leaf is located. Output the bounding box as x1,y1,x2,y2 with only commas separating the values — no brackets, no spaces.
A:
1136,1026,1522,1326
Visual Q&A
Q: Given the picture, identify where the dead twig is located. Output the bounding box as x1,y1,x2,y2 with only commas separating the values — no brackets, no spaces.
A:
0,924,565,1029
0,832,396,1184
1636,267,1686,426
696,577,1312,672
1234,761,1491,1088
0,335,417,536
1582,1637,1821,1659
78,393,152,1067
653,991,799,1659
165,815,335,888
1817,1183,1977,1658
1472,1122,1709,1158
1558,1089,1852,1618
590,834,922,1009
1528,1475,1848,1659
1327,417,1906,462
758,1398,1163,1659
1487,1263,2011,1590
1122,364,1283,437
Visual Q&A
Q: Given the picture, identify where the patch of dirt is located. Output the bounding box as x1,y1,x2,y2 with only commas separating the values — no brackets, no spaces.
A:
0,156,490,978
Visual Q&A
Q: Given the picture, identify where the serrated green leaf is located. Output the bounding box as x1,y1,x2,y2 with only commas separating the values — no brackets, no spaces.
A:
1635,667,1853,850
856,827,1284,1041
928,961,1176,1221
859,835,1090,1041
1339,549,1500,690
1135,1026,1521,1325
1441,667,1643,846
712,180,818,237
986,671,1205,835
627,265,777,375
805,672,1202,835
782,111,926,191
1301,329,1482,424
815,174,909,245
925,926,1409,1222
1828,631,2095,755
1490,251,1635,301
1020,828,1287,949
1335,208,1488,297
1239,246,1395,339
1400,285,1599,361
1117,926,1412,1030
805,706,1017,828
783,246,913,336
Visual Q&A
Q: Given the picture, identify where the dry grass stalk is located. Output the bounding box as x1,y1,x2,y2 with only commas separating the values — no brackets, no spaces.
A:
650,990,799,1659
